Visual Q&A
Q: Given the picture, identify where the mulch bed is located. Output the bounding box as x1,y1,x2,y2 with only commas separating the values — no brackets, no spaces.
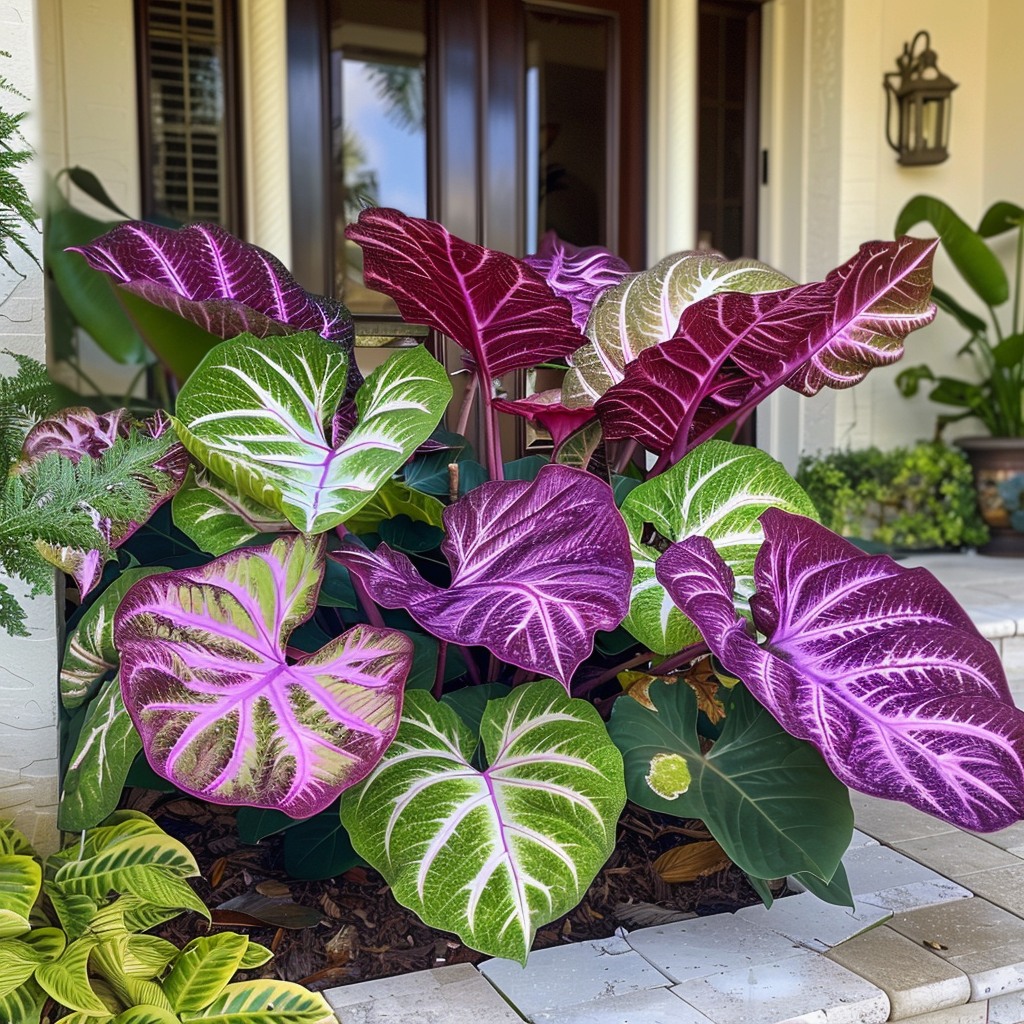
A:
130,790,774,993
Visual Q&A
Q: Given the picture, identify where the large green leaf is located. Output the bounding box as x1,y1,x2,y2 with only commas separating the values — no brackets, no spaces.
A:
608,681,852,883
563,252,794,406
894,195,1008,307
163,934,249,1012
173,336,451,533
0,929,66,997
343,478,445,534
342,681,625,963
35,936,108,1015
122,935,180,979
619,440,818,655
0,853,41,938
110,1009,180,1024
0,979,48,1024
59,677,142,831
179,980,335,1024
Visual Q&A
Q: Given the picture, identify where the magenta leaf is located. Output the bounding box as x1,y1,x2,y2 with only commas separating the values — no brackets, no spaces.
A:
70,221,354,346
344,208,587,378
656,509,1024,831
524,231,631,330
332,463,632,687
491,391,598,451
115,535,411,816
597,238,937,463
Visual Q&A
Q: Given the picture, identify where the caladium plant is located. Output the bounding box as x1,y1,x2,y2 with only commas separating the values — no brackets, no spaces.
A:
6,203,1024,964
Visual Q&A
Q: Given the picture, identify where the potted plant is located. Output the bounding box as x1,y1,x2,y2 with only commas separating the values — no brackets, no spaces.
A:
3,210,1024,970
894,196,1024,553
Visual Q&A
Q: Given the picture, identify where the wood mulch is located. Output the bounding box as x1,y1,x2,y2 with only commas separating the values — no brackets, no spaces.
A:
131,790,774,993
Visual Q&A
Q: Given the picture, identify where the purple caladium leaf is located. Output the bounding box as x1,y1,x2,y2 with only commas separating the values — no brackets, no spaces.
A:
656,509,1024,832
491,391,598,451
115,535,411,817
344,208,587,379
597,238,937,464
524,231,631,330
69,221,354,346
332,463,632,688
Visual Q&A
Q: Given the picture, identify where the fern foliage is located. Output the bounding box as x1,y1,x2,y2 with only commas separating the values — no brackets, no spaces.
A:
0,51,38,274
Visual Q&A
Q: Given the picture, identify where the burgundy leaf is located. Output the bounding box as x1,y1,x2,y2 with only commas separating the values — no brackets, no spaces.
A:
70,221,354,346
344,208,587,378
524,231,631,330
332,463,632,687
492,390,598,450
596,238,937,464
656,509,1024,832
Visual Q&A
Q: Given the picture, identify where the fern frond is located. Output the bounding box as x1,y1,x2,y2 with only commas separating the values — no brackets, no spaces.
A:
0,52,39,274
0,351,61,472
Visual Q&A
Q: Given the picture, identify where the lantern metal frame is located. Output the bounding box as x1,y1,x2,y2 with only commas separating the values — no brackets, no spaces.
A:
883,30,958,167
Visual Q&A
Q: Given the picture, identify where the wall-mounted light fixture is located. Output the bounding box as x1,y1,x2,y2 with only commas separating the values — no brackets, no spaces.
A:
883,31,958,166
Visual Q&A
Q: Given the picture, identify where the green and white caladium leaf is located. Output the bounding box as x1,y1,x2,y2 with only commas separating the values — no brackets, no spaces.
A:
59,676,142,832
115,535,412,817
619,440,818,655
173,334,451,533
562,252,794,407
61,568,169,709
608,680,852,883
342,681,626,964
171,466,294,556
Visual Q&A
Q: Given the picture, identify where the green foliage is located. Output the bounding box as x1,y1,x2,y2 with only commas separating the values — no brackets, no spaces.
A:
0,53,38,274
796,442,988,551
895,196,1024,436
0,815,331,1024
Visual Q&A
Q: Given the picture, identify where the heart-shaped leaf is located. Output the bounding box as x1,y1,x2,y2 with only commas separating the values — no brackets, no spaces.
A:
657,509,1024,831
523,231,631,330
173,336,450,533
345,208,586,379
608,680,852,882
333,464,632,687
342,681,625,963
619,440,818,655
115,535,412,816
562,251,795,407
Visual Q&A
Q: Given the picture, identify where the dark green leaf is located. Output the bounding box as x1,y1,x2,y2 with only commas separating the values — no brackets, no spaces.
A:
66,166,132,219
378,515,444,553
283,813,364,880
235,807,302,844
503,456,548,481
978,201,1024,238
930,285,987,335
441,683,512,736
993,333,1024,369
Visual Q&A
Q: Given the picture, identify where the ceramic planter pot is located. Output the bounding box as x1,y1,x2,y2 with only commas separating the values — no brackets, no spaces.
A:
955,436,1024,555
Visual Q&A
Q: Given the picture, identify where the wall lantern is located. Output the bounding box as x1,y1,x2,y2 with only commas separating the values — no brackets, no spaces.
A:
883,31,958,166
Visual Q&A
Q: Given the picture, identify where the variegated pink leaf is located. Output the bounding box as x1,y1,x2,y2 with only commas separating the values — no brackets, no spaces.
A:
491,391,598,450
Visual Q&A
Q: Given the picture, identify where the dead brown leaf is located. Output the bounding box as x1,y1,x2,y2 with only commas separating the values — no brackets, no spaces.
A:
682,659,726,724
325,924,359,965
653,840,732,883
256,879,293,898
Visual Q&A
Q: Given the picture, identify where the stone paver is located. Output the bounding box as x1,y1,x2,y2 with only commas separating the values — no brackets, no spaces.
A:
989,988,1024,1023
825,924,970,1019
530,987,716,1023
886,897,1024,1001
850,792,959,844
837,843,973,913
668,947,889,1024
735,891,892,952
624,912,802,982
961,863,1024,916
324,963,525,1023
969,821,1024,854
898,1005,989,1024
894,831,1022,878
478,936,670,1019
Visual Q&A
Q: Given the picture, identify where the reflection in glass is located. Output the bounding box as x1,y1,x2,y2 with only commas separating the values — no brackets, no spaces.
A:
330,0,427,314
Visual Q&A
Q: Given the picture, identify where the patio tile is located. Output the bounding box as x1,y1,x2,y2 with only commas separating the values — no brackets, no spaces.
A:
893,831,1021,878
857,878,974,915
886,897,1024,1001
478,936,671,1019
825,924,970,1019
836,843,973,911
668,947,889,1024
323,963,525,1023
851,793,958,844
895,1006,988,1024
962,863,1024,916
735,891,892,952
966,821,1024,855
989,989,1024,1024
625,912,802,982
530,987,716,1024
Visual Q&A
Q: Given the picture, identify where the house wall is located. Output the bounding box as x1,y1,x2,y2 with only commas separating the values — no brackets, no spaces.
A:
1,0,60,852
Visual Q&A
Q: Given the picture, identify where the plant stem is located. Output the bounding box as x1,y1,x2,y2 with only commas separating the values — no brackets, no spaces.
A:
576,650,655,696
456,374,479,437
1016,221,1024,338
650,641,711,676
483,392,504,481
612,439,638,475
432,640,448,699
461,646,483,685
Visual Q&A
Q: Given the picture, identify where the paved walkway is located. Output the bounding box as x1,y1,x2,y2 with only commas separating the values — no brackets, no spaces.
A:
325,554,1024,1024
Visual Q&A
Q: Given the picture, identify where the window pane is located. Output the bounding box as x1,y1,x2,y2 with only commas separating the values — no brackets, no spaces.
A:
330,0,427,314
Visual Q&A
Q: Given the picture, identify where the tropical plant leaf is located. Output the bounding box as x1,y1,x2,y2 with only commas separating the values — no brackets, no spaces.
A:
115,535,411,816
59,676,142,831
35,936,108,1015
345,208,587,379
343,478,445,535
596,238,937,463
491,391,598,451
562,251,794,407
619,440,818,655
0,979,48,1024
0,929,65,997
657,509,1024,832
282,814,362,881
0,853,41,938
523,231,631,330
342,682,626,964
109,1008,179,1024
122,934,180,978
163,933,249,1012
333,464,632,687
0,350,65,472
653,840,731,883
173,336,450,533
608,680,852,882
179,980,335,1024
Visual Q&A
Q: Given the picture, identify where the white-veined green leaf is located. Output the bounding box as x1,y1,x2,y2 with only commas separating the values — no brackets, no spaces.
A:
59,676,142,831
122,935,180,978
237,941,273,970
619,440,818,655
0,978,49,1024
180,980,335,1024
110,1008,179,1024
0,928,66,997
163,933,248,1011
342,680,626,964
35,935,109,1014
173,335,451,533
0,853,41,938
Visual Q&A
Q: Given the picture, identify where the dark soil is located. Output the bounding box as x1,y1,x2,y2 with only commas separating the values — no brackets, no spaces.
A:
130,790,773,993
